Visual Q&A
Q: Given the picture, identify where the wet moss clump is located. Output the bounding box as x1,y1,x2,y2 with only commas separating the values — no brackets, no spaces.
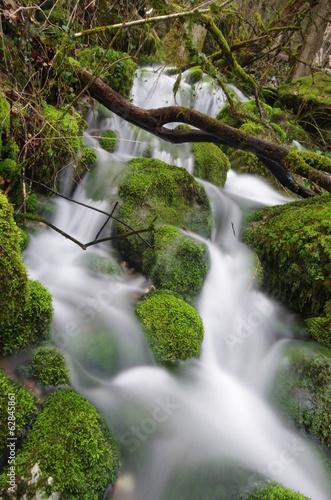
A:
136,290,204,364
0,389,120,499
242,194,331,317
30,347,70,386
192,142,230,187
270,344,331,452
306,300,331,348
247,481,310,499
227,149,279,188
0,371,37,458
142,225,209,296
112,157,212,271
80,146,98,168
185,66,203,85
99,129,117,152
76,46,137,97
0,194,53,355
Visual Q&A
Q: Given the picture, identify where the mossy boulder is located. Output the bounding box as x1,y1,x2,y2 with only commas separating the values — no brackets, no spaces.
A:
247,481,310,499
30,347,70,386
112,157,212,271
76,46,137,97
99,129,117,152
0,193,53,354
80,146,98,168
80,253,123,276
270,343,331,451
142,225,209,296
306,300,331,348
0,92,10,153
0,370,37,459
0,389,120,499
185,66,203,85
278,73,331,128
192,142,230,187
242,194,331,317
136,290,204,364
72,330,116,378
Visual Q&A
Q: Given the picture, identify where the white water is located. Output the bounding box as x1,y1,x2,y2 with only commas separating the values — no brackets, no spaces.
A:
23,67,330,499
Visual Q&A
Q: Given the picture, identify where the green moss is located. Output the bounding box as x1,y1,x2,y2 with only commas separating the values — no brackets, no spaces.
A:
247,481,310,499
80,146,98,168
112,157,212,271
0,93,10,152
0,370,37,458
240,121,265,137
0,159,20,180
18,227,29,251
306,301,331,348
136,290,204,364
30,347,70,386
142,225,209,296
186,66,203,85
278,73,331,116
270,343,331,451
242,194,331,316
99,129,117,152
0,389,120,498
0,193,29,337
192,142,230,187
76,46,137,97
284,150,331,174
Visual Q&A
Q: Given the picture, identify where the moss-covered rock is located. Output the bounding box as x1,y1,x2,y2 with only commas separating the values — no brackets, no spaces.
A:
283,150,331,176
192,142,230,187
0,370,37,459
247,481,310,499
0,195,53,354
99,129,117,152
278,73,331,127
270,343,331,452
185,66,203,85
242,194,331,317
30,347,70,386
76,46,137,97
0,389,120,499
0,92,10,153
80,146,98,168
0,193,29,335
142,225,209,296
306,301,331,348
136,290,204,364
112,157,212,271
80,253,123,276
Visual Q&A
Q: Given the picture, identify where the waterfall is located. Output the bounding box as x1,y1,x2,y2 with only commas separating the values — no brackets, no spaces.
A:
23,67,330,500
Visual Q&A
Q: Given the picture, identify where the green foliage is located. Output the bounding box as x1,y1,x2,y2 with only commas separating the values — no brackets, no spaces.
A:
142,225,209,296
30,347,70,386
113,157,212,271
247,481,310,499
0,93,10,136
0,389,120,498
136,290,204,364
76,46,137,97
0,370,37,458
192,142,230,187
284,150,331,175
99,129,117,152
306,301,331,348
242,194,331,316
80,146,98,168
271,344,331,451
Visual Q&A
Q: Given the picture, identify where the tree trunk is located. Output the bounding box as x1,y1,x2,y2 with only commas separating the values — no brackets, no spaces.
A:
290,0,331,80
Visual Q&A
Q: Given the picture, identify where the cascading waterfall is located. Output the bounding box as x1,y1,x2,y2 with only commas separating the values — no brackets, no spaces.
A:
23,67,330,499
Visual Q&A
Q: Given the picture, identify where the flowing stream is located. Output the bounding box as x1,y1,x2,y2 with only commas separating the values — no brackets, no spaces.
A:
23,67,330,499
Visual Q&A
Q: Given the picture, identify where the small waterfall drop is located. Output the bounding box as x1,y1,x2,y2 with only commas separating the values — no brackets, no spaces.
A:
23,67,330,500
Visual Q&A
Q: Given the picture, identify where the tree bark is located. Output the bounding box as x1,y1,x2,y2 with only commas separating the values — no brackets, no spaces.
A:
74,64,316,198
